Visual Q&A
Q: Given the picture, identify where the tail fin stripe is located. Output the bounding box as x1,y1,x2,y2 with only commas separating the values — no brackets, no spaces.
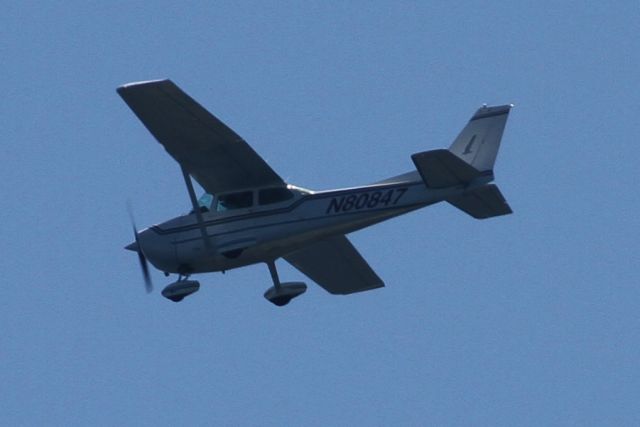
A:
470,109,509,121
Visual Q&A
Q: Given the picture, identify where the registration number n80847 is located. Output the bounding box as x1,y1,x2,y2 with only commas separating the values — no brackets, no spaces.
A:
325,188,408,214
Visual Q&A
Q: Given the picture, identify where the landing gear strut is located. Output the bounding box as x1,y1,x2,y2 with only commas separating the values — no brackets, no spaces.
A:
263,260,307,306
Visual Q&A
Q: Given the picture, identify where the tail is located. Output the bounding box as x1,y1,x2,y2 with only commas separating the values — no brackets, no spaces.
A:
411,104,513,219
448,104,512,172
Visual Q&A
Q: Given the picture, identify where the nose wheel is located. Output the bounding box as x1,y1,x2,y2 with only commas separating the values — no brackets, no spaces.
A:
161,272,200,302
264,261,307,306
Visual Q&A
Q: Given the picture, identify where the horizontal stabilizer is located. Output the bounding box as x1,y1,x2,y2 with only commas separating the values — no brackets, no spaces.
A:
447,184,512,219
411,149,482,188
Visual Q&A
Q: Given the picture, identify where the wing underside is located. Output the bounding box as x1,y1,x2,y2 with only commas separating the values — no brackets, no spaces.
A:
284,235,384,295
117,79,285,195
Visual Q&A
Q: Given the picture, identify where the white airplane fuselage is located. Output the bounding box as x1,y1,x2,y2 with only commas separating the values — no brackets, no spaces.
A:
137,172,490,275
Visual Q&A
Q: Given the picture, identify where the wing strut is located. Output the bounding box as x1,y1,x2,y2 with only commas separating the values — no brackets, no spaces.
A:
181,166,214,254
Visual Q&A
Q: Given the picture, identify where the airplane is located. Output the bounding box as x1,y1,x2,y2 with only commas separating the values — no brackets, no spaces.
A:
119,79,513,306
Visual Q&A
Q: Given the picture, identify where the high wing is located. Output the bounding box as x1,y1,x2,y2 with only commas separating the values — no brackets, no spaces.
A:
117,79,285,195
284,235,384,295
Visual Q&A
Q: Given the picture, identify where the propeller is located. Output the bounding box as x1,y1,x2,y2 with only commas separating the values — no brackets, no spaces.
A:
127,203,153,293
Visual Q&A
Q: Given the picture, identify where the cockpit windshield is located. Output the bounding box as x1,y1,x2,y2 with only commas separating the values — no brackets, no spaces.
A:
197,193,213,210
188,193,213,214
215,191,253,212
258,187,294,205
195,185,311,215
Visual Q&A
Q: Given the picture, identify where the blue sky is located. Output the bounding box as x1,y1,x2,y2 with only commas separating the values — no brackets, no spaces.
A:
2,2,639,425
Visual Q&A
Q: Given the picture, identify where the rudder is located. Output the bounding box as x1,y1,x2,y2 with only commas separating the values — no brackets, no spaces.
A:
449,104,512,172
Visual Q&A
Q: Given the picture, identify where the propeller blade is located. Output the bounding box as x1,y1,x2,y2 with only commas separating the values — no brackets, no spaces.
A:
136,237,153,293
128,202,153,293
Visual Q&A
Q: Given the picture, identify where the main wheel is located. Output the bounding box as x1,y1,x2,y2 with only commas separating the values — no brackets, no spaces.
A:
269,295,293,306
263,282,307,306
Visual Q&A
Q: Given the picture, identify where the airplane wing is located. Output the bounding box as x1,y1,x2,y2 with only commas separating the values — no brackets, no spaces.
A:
117,79,285,195
284,235,384,295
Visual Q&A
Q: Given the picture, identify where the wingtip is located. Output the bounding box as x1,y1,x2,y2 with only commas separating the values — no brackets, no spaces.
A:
478,103,514,111
117,79,172,93
471,104,513,121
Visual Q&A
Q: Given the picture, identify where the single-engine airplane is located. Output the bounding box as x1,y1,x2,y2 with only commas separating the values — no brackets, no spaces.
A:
119,80,513,306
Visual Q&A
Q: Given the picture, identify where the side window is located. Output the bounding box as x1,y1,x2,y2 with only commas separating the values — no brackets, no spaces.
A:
259,188,294,205
216,191,253,212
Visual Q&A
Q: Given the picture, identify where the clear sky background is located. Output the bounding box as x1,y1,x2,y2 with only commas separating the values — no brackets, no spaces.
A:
2,2,639,426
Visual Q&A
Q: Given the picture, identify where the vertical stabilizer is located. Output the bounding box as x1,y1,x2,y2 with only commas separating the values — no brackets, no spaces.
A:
449,104,512,172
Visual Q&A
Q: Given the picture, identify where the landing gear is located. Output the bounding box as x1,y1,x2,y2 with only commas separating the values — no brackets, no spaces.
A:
263,261,307,306
161,273,200,302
